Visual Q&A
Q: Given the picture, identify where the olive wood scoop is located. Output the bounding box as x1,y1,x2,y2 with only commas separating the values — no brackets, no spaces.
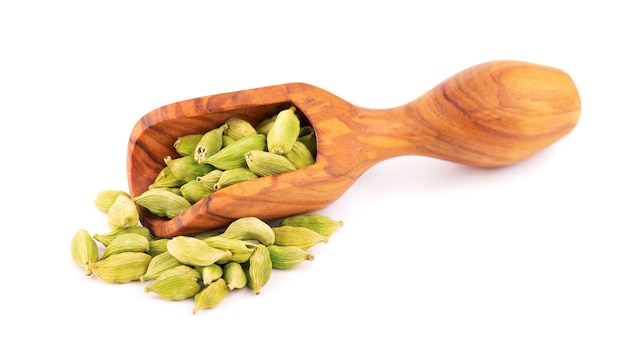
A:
127,60,581,238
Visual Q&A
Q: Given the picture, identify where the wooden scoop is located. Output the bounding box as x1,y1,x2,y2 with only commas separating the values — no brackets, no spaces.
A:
127,60,580,238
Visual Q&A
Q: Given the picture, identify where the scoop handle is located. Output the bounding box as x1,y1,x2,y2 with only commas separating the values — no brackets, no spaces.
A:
353,61,581,169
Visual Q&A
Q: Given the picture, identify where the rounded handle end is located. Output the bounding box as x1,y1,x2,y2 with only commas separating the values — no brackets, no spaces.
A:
417,60,581,167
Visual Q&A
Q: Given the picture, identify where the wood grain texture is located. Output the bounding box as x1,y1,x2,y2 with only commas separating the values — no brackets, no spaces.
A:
127,60,580,238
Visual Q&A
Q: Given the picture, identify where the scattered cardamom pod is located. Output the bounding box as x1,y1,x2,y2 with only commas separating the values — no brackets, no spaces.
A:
267,245,314,269
246,244,272,295
107,194,140,230
192,231,222,241
267,106,300,154
197,264,223,286
88,252,152,284
141,251,182,282
245,150,296,177
101,233,150,259
147,238,170,256
219,217,275,246
201,236,254,264
272,225,328,250
144,265,201,301
167,235,232,267
222,262,247,290
133,188,191,219
71,229,99,275
279,214,343,236
193,278,228,314
93,226,153,246
94,189,131,213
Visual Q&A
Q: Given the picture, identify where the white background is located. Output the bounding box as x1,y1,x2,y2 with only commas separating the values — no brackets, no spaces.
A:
1,1,624,351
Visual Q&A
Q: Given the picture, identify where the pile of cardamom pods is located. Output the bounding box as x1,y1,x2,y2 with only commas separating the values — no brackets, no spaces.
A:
72,190,342,314
133,106,318,218
72,107,343,314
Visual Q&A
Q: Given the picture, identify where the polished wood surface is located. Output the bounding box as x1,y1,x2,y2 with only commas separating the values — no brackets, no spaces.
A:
127,60,581,238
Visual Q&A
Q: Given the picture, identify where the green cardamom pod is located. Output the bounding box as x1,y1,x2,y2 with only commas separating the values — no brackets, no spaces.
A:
284,140,315,169
133,188,191,219
180,179,212,203
219,217,275,246
267,106,300,154
214,167,258,190
94,189,131,213
223,262,247,290
192,231,222,241
279,214,343,236
167,235,232,266
297,125,317,156
193,278,228,314
93,226,153,247
202,236,254,264
272,226,328,250
246,244,272,295
165,187,183,196
267,245,314,269
149,165,186,189
107,194,140,230
255,114,278,136
222,135,236,147
245,150,296,177
174,133,203,157
197,263,223,286
147,238,170,256
88,252,152,284
202,134,266,170
141,251,182,282
196,169,223,191
144,265,201,301
164,155,215,183
194,125,226,163
101,233,150,259
223,117,257,140
71,229,99,275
